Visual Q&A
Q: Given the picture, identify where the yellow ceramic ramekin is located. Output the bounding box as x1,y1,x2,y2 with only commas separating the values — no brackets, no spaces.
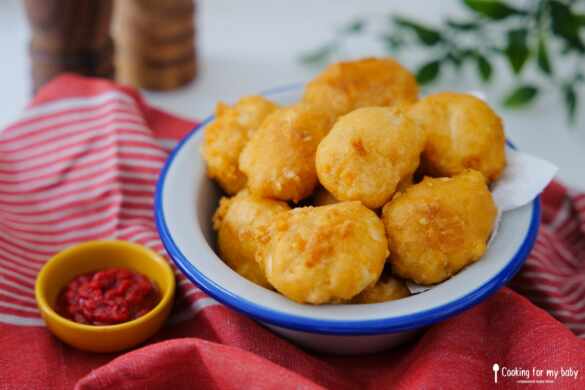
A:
35,240,175,353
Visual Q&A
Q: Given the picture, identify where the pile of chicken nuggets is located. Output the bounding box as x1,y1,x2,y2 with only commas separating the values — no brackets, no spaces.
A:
203,57,505,305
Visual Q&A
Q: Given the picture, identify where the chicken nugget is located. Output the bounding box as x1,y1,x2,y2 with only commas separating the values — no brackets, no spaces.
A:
202,96,278,194
303,57,418,121
256,202,388,304
213,191,289,288
316,107,425,209
239,104,332,203
396,174,415,193
312,187,339,206
382,170,497,285
352,267,410,304
408,92,506,182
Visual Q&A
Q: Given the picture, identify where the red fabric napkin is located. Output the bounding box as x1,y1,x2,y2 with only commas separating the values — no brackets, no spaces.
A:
0,75,583,390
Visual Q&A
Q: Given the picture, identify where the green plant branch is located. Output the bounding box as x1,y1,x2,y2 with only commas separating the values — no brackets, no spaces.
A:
299,0,585,125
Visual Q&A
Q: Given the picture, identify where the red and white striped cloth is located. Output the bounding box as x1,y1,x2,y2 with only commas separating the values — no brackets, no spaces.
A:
0,75,583,389
0,74,209,328
512,181,585,337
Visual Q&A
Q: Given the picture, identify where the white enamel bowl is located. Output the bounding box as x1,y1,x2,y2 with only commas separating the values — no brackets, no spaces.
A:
155,85,540,355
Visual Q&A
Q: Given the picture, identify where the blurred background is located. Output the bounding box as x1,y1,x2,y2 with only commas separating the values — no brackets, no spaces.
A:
0,0,584,187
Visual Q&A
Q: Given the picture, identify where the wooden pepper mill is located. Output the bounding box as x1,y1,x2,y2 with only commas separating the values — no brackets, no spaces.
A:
24,0,115,93
113,0,197,91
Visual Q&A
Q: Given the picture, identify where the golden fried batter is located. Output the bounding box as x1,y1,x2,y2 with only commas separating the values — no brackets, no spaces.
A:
256,202,388,304
352,267,410,304
316,107,425,209
303,57,418,121
396,175,415,193
408,92,506,182
382,170,497,285
213,191,289,288
202,96,278,194
312,187,339,206
239,103,332,203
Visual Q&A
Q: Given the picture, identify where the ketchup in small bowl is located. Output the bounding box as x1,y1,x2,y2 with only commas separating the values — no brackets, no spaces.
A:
36,240,175,352
57,267,160,326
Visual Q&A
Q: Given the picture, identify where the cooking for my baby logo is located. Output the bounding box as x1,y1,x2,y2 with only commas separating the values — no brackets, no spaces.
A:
492,363,579,385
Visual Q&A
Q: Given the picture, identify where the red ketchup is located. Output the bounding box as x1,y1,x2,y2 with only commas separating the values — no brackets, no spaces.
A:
57,267,160,325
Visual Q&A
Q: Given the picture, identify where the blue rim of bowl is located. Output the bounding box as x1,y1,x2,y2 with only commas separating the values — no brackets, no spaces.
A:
155,87,541,336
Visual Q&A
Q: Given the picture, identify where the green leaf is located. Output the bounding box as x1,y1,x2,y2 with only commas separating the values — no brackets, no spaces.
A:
446,19,480,31
416,61,441,85
475,53,492,82
503,85,539,108
393,16,442,46
299,44,336,65
537,35,552,75
463,0,524,20
563,84,578,123
341,19,365,34
504,29,530,74
445,52,463,69
443,49,474,69
549,0,585,53
381,34,403,52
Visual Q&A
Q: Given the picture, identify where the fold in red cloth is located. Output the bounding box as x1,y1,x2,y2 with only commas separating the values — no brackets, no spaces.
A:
0,75,583,389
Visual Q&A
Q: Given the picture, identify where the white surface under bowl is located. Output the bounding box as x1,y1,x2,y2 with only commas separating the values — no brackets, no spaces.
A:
155,85,540,355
